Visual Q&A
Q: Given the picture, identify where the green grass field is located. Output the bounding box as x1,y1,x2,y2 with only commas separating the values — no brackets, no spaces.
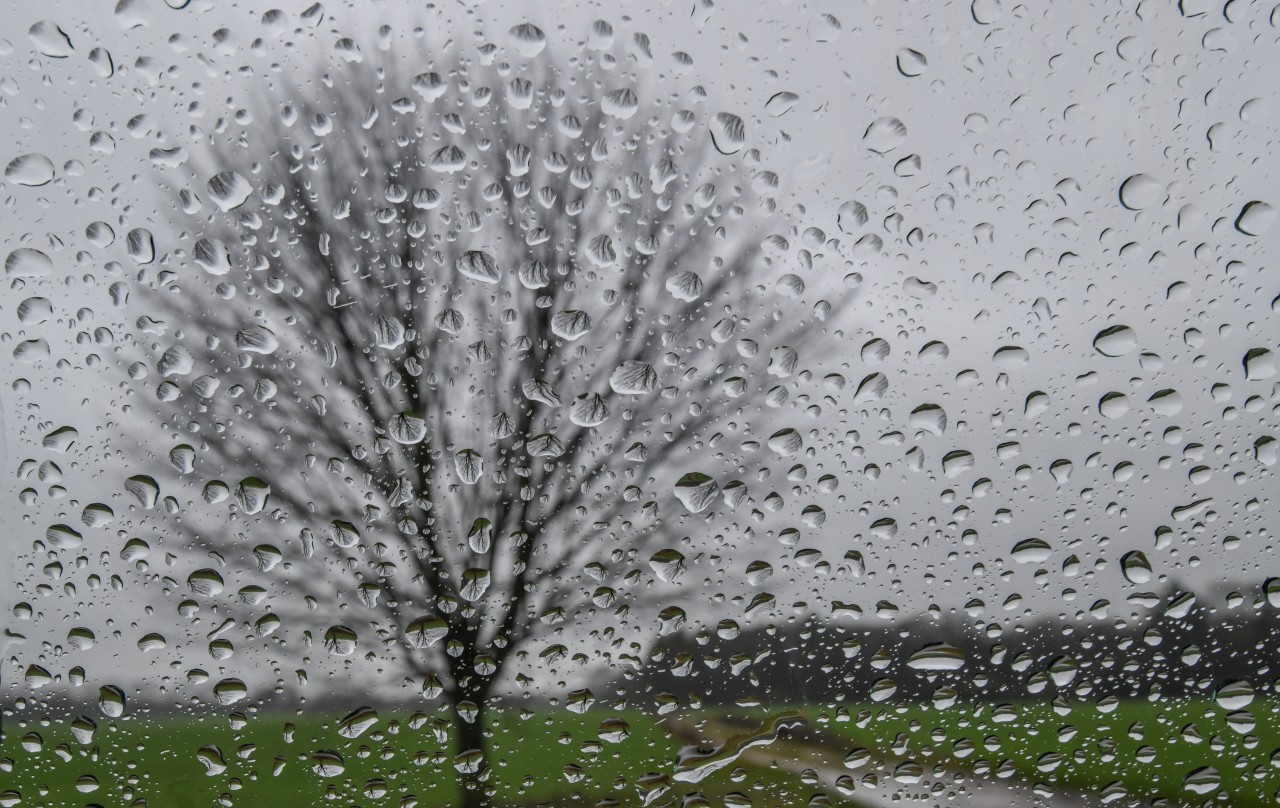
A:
0,706,814,808
809,697,1280,807
3,699,1276,807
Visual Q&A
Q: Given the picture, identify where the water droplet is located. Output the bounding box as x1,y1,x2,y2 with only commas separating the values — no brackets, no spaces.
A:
863,117,907,154
854,372,889,403
674,472,719,513
456,250,499,283
69,716,97,744
598,718,630,743
138,633,166,652
459,568,491,601
45,523,82,548
193,238,232,275
25,665,53,689
1215,679,1254,709
1120,551,1152,584
1264,577,1280,606
207,171,253,211
388,412,427,444
906,642,965,670
455,449,484,483
1244,347,1276,380
909,403,947,436
588,20,614,50
1011,538,1052,563
427,144,466,172
5,153,55,186
808,13,842,43
196,745,227,776
338,706,379,738
767,428,803,456
1257,437,1278,467
993,345,1029,369
665,270,705,301
602,88,639,119
311,750,346,777
649,549,687,583
28,21,73,58
6,247,53,278
609,361,658,395
1119,174,1162,210
323,625,358,655
1093,325,1137,357
896,48,928,77
124,474,160,508
98,685,126,717
188,568,224,597
764,91,798,117
550,310,592,341
971,0,1003,24
234,477,271,514
569,393,609,427
17,296,53,324
1183,767,1220,795
1235,201,1275,236
126,227,155,264
1099,392,1130,419
405,615,448,648
942,450,974,478
673,712,806,783
508,23,546,57
710,112,746,155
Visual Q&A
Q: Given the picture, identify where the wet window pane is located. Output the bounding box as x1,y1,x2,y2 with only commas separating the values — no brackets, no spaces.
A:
3,3,1278,808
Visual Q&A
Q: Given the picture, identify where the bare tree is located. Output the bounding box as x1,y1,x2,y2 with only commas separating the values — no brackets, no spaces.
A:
139,29,839,808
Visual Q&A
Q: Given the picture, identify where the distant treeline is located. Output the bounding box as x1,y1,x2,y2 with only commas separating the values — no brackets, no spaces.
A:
623,588,1280,708
6,586,1276,720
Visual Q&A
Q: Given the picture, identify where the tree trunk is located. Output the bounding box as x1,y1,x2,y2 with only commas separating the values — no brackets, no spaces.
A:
454,697,491,808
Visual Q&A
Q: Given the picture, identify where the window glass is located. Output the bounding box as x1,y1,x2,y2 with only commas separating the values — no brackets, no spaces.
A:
3,3,1278,807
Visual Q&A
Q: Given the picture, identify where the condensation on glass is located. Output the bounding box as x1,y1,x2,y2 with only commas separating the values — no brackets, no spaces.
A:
2,2,1278,808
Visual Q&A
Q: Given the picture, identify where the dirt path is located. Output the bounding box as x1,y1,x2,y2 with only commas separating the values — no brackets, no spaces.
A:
664,714,1105,808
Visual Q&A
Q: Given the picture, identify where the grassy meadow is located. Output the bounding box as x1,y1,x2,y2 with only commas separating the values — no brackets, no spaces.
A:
2,699,1276,807
810,697,1280,807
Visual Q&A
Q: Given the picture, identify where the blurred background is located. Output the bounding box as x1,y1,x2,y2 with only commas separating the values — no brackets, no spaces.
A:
2,1,1278,806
